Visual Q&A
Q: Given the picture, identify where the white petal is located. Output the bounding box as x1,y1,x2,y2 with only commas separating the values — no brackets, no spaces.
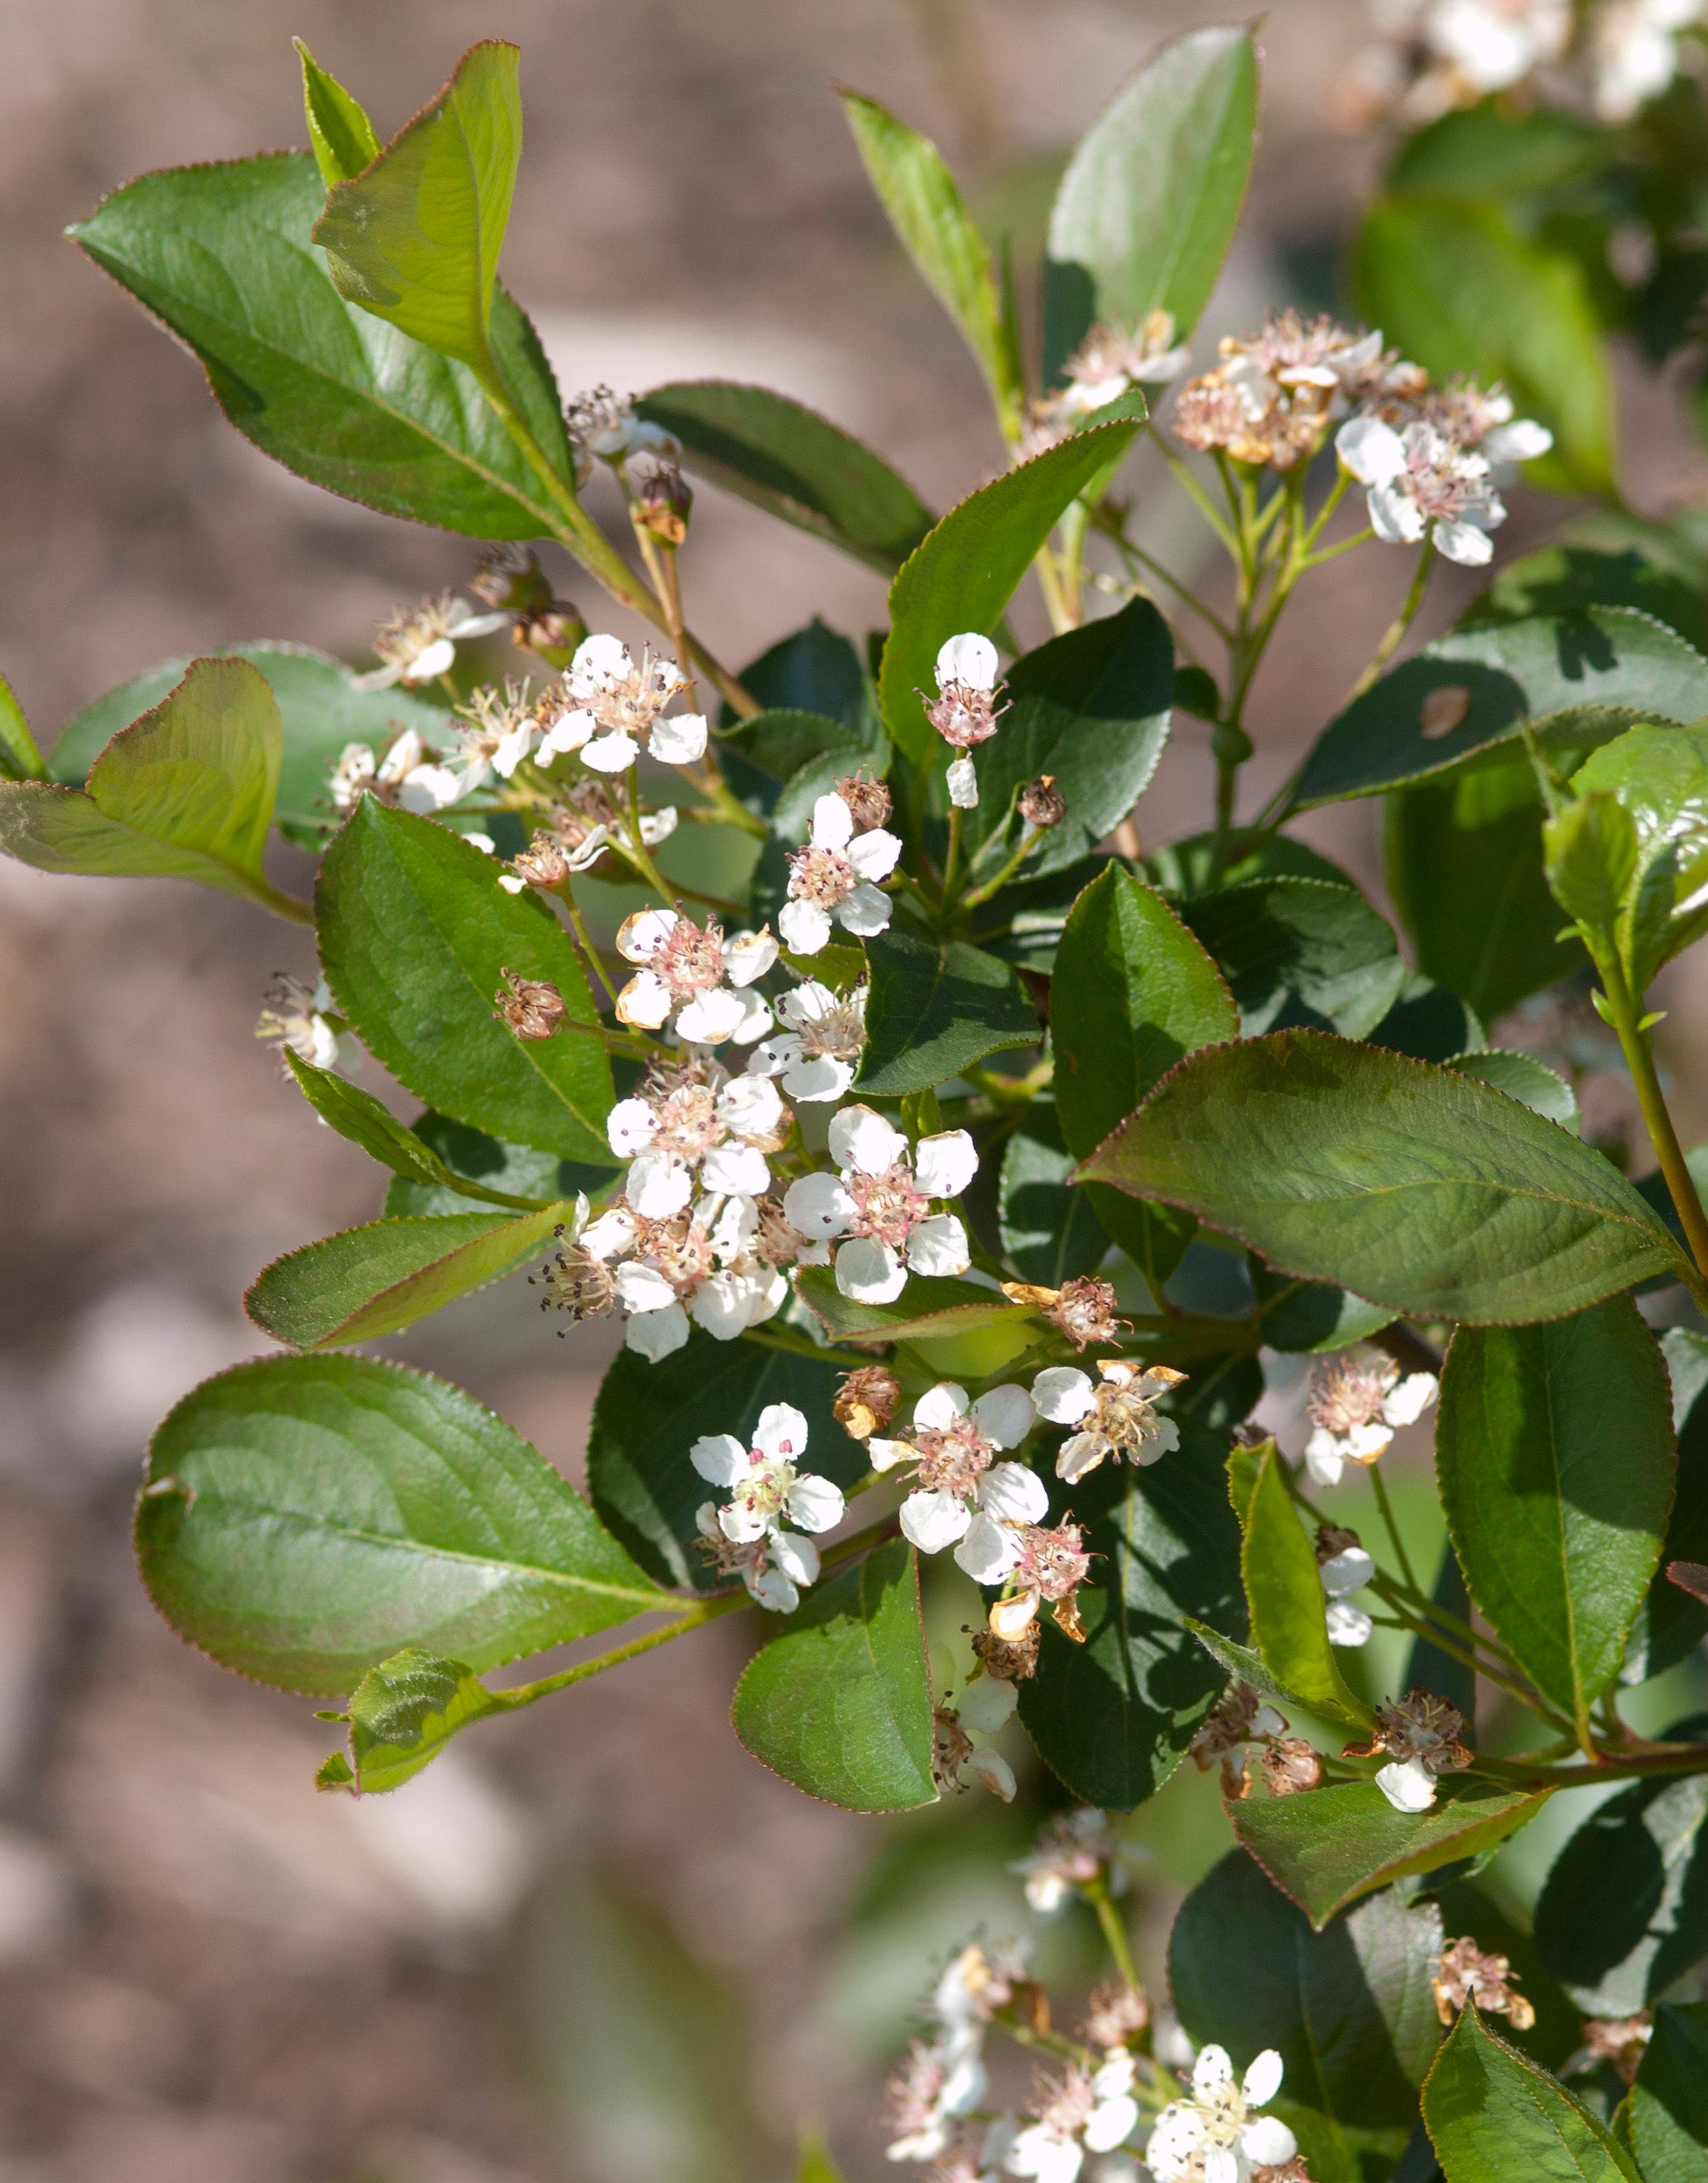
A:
1201,2153,1238,2183
569,632,631,688
1433,519,1495,567
936,632,999,691
915,1129,978,1198
1191,2047,1234,2100
778,898,833,955
771,1530,820,1587
752,1402,811,1462
744,1035,796,1079
905,1214,970,1278
721,929,780,988
690,1274,757,1340
690,1432,749,1486
1383,1372,1438,1427
461,831,496,855
748,1564,800,1614
836,884,893,937
1375,1756,1438,1812
1032,1366,1096,1426
676,989,748,1046
1055,1432,1106,1483
1084,2095,1138,2153
963,1748,1016,1802
783,1171,855,1240
783,1055,853,1103
624,1300,689,1359
606,1097,657,1159
717,1073,784,1141
901,1488,974,1554
957,1677,1018,1734
946,756,979,809
1093,2055,1135,2100
498,872,527,893
1241,2049,1284,2107
846,828,903,881
1319,1546,1376,1597
989,1591,1039,1639
718,1498,767,1545
1326,1600,1374,1647
581,729,640,772
830,1104,907,1176
639,805,678,846
613,1261,678,1313
491,724,536,778
1240,2118,1295,2167
913,1383,970,1430
1369,483,1425,546
835,1235,907,1303
396,764,463,813
625,1149,692,1220
702,1141,771,1196
579,1208,638,1260
809,791,856,850
777,981,837,1029
1335,414,1407,486
867,1437,910,1473
615,969,672,1029
725,989,773,1045
786,1472,845,1533
617,908,678,963
406,636,457,682
1484,418,1552,464
955,1509,1023,1584
649,711,707,764
977,1460,1048,1525
537,706,595,758
972,1383,1035,1450
1302,1429,1347,1487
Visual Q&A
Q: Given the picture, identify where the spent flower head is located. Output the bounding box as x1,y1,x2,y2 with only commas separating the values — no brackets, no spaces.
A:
1033,1361,1185,1483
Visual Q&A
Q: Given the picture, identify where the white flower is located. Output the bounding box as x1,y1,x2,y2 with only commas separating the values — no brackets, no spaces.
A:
778,793,901,956
748,980,867,1102
650,711,708,765
1302,1346,1438,1486
352,593,508,691
1336,414,1506,566
1376,1756,1440,1812
781,1107,975,1301
691,1400,844,1550
937,633,1000,691
1593,0,1702,118
255,974,361,1076
540,632,701,774
947,756,980,808
722,929,779,988
876,1381,1042,1564
1034,1362,1183,1482
1144,2046,1294,2183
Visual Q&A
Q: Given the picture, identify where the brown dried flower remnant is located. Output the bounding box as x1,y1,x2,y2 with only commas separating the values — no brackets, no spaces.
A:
1174,311,1381,472
508,833,574,890
1190,1679,1291,1801
1346,1688,1472,1812
971,1618,1041,1682
1262,1738,1323,1796
634,456,692,545
1431,1936,1537,2032
530,1223,617,1329
1082,1978,1149,2052
834,1363,902,1441
1569,2012,1653,2087
493,968,566,1041
1019,776,1067,830
836,769,893,831
1049,1275,1127,1351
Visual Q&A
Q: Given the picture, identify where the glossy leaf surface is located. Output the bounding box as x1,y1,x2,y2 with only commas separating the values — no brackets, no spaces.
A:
1182,876,1407,1041
856,917,1037,1093
1420,2005,1639,2183
1242,1446,1371,1730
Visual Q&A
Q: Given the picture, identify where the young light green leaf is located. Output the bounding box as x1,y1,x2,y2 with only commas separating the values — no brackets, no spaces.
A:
792,1267,1036,1349
1355,194,1617,498
244,1201,572,1351
1182,877,1407,1042
840,93,1021,430
136,1353,665,1695
966,598,1173,876
1566,722,1708,989
731,1539,937,1813
1421,2004,1640,2183
1445,1050,1579,1132
1234,1780,1552,1930
1018,1419,1246,1809
1170,1855,1444,2133
1296,609,1708,810
1533,1715,1708,2014
1083,1032,1690,1323
0,656,305,919
321,1645,500,1794
1242,1446,1372,1731
71,154,571,537
998,1105,1111,1287
1052,863,1236,1293
284,1054,499,1199
1437,1298,1674,1731
635,381,934,575
1626,2004,1708,2183
0,670,45,783
294,37,380,188
1543,791,1639,963
316,798,612,1162
1043,25,1258,379
880,420,1143,766
313,42,520,380
855,918,1037,1094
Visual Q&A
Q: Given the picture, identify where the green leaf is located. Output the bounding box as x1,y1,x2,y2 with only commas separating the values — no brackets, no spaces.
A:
792,1266,1035,1349
47,642,454,851
1446,1049,1579,1132
1567,723,1708,988
879,421,1143,766
855,917,1037,1093
286,1053,511,1199
327,1645,500,1794
1543,791,1640,962
1437,1298,1674,1730
316,798,612,1161
1235,1780,1552,1930
1296,609,1708,810
586,1330,866,1591
1627,2004,1708,2182
136,1353,664,1695
1182,877,1407,1042
1253,1269,1394,1355
0,670,44,782
1354,194,1617,497
0,656,303,918
1533,1715,1708,2014
294,37,380,188
244,1201,571,1351
1043,25,1258,378
313,42,519,381
966,598,1172,875
71,153,570,537
382,1109,613,1217
998,1104,1110,1287
1018,1417,1246,1809
1421,2005,1640,2183
1648,1330,1708,1677
1463,543,1708,658
1369,973,1486,1066
840,93,1021,429
1171,1855,1444,2133
731,1538,936,1813
1387,99,1616,202
1242,1446,1371,1731
1082,1031,1689,1323
1052,863,1237,1293
635,381,933,575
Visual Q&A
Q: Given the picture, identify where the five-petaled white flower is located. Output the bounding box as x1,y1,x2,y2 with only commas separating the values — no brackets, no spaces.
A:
1032,1362,1184,1483
778,793,902,956
746,980,867,1102
613,909,773,1047
536,632,707,774
1302,1346,1438,1486
352,592,508,691
782,1106,976,1301
1144,2046,1296,2183
606,1064,789,1207
871,1381,1043,1570
1336,414,1506,566
690,1402,844,1613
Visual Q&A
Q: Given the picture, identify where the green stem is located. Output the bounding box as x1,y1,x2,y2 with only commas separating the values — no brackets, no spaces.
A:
1155,439,1241,555
559,889,618,1005
1368,1465,1420,1596
1347,542,1433,700
959,826,1045,911
253,882,315,927
493,1595,746,1708
1601,962,1708,1293
1082,1870,1139,1991
1112,534,1235,640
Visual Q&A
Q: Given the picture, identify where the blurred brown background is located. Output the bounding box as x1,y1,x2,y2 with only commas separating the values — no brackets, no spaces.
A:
3,2,1707,2178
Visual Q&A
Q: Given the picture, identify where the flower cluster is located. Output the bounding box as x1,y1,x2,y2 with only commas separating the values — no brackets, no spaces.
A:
536,632,707,772
329,725,465,819
924,633,1008,810
884,1942,1027,2164
1173,313,1394,472
613,908,776,1044
352,591,509,691
1146,2046,1299,2183
784,1106,976,1301
1301,1346,1438,1485
1002,2054,1142,2183
1336,414,1511,568
499,778,679,890
1346,1688,1472,1811
1430,1935,1537,2032
690,1403,844,1613
565,384,680,478
780,787,902,955
1016,310,1191,459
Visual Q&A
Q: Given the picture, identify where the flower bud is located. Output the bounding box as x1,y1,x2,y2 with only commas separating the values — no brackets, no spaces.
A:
635,459,692,546
493,969,566,1040
834,1363,903,1440
836,771,892,831
473,542,553,615
1019,775,1067,829
509,832,573,890
514,604,589,669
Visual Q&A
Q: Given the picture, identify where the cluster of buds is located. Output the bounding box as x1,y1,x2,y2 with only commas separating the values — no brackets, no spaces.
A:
1301,1344,1438,1485
1189,1679,1322,1801
1430,1935,1538,2033
690,1402,844,1613
1173,312,1399,472
782,1104,976,1302
924,633,1007,810
779,785,902,956
1346,1688,1472,1811
613,908,777,1045
1015,310,1191,460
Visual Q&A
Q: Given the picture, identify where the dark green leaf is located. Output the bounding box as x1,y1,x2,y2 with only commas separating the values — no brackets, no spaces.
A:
1421,2005,1640,2182
71,152,570,536
316,798,612,1161
382,1109,613,1217
326,1645,500,1793
1437,1298,1673,1729
718,709,863,793
880,421,1142,765
1627,2004,1708,2182
136,1353,664,1695
1172,1855,1443,2133
1149,830,1354,899
586,1330,865,1591
854,918,1037,1094
1649,1329,1708,1677
1043,25,1258,378
731,1538,937,1813
998,1105,1110,1286
841,94,1021,429
966,598,1172,875
728,619,869,730
636,381,934,575
294,37,380,188
1388,101,1615,202
1463,544,1708,658
1296,609,1708,810
1243,1446,1371,1730
793,1266,1036,1349
0,670,44,783
1368,974,1486,1066
966,851,1107,976
1446,1049,1579,1131
245,1201,571,1350
1083,1031,1688,1322
1253,1265,1394,1355
1019,1417,1245,1808
1235,1780,1553,1930
1534,1714,1708,2014
1354,194,1617,497
1182,877,1407,1041
285,1053,533,1202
